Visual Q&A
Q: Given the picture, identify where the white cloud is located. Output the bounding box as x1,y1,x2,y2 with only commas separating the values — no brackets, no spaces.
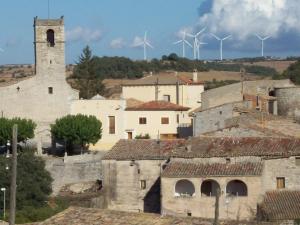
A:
131,36,144,48
110,38,126,49
66,26,103,42
198,0,300,41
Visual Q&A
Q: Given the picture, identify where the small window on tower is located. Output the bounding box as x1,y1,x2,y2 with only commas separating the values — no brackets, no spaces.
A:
47,29,55,47
48,87,53,94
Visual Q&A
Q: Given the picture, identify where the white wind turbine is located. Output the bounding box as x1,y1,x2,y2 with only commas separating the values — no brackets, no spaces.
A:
255,34,271,57
137,31,154,61
187,27,206,60
211,33,231,61
196,41,207,60
173,31,192,58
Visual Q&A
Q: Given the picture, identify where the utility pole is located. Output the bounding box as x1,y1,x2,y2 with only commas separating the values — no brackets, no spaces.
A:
9,124,17,225
213,188,221,225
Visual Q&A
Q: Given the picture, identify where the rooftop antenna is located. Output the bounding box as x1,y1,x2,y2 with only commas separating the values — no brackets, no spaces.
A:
187,27,206,60
255,34,271,57
136,31,154,61
210,33,231,61
173,31,192,58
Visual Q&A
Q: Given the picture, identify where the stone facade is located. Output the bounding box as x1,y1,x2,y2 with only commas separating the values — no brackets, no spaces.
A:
0,17,79,150
201,80,293,110
275,87,300,122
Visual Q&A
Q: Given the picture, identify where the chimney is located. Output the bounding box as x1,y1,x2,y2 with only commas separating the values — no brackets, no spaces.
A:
193,69,198,82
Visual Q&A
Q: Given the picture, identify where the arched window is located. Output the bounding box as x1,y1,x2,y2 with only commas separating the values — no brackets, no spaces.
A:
175,179,195,197
47,29,55,47
201,179,220,197
226,180,248,196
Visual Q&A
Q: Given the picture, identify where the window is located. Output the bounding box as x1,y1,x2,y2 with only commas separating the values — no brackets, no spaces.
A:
46,29,55,47
187,212,192,217
176,114,180,124
201,180,220,197
175,179,195,197
139,117,147,124
277,177,285,189
163,95,171,102
108,116,115,134
226,158,231,164
226,180,248,196
296,157,300,166
161,117,169,124
48,87,53,94
140,180,146,190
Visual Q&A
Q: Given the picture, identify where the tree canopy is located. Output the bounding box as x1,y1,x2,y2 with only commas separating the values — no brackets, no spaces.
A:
0,149,53,221
51,114,102,154
282,60,300,84
0,117,36,146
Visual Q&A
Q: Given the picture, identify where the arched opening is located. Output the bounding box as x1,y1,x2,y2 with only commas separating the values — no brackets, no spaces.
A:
174,179,195,197
201,179,220,197
226,180,248,196
47,29,55,47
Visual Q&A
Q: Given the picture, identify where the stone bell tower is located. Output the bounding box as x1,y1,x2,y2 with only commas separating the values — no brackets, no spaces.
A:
34,16,65,81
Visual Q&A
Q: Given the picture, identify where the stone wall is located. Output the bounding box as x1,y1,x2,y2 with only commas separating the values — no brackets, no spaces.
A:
201,80,293,110
102,159,166,213
161,176,261,220
275,87,300,121
193,101,248,136
45,153,104,195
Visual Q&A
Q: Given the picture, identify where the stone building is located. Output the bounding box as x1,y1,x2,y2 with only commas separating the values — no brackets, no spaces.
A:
102,137,300,221
122,71,204,111
0,17,79,150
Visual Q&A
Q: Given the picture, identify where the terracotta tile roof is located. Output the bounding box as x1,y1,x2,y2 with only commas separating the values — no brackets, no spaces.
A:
125,101,190,111
122,73,204,86
172,137,300,159
162,162,263,177
103,137,300,161
258,191,300,221
26,207,218,225
102,139,185,160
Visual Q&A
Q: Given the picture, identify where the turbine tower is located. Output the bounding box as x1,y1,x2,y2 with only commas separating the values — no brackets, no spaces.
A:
173,31,192,58
211,33,231,61
187,27,206,60
255,34,270,57
196,41,207,60
137,31,154,61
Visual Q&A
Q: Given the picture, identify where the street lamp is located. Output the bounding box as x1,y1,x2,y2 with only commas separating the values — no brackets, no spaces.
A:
0,188,6,220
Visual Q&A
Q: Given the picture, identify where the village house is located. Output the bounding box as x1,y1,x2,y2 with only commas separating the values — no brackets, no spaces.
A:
71,98,190,150
102,137,300,222
122,70,205,111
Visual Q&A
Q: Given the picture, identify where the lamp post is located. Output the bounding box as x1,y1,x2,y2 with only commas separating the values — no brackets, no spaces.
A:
1,188,6,220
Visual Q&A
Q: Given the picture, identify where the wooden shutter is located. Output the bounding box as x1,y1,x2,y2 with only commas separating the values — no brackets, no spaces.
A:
109,116,115,134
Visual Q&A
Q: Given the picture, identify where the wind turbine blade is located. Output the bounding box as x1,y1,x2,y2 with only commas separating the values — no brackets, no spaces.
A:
186,33,195,38
222,35,231,40
146,41,154,49
144,31,147,41
210,33,221,40
196,27,206,36
184,40,193,48
255,34,262,40
173,40,182,45
198,42,207,45
263,36,271,40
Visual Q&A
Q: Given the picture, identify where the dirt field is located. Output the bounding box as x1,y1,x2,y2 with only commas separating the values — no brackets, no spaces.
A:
242,60,295,73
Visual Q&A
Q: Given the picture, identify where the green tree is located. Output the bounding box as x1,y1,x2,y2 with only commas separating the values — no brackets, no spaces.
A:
51,114,102,155
283,60,300,84
72,46,105,99
0,149,53,216
0,117,36,146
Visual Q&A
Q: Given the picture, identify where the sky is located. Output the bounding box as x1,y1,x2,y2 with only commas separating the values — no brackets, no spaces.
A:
0,0,300,64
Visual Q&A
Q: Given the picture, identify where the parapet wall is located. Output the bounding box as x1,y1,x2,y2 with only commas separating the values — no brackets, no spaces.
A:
45,152,105,195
